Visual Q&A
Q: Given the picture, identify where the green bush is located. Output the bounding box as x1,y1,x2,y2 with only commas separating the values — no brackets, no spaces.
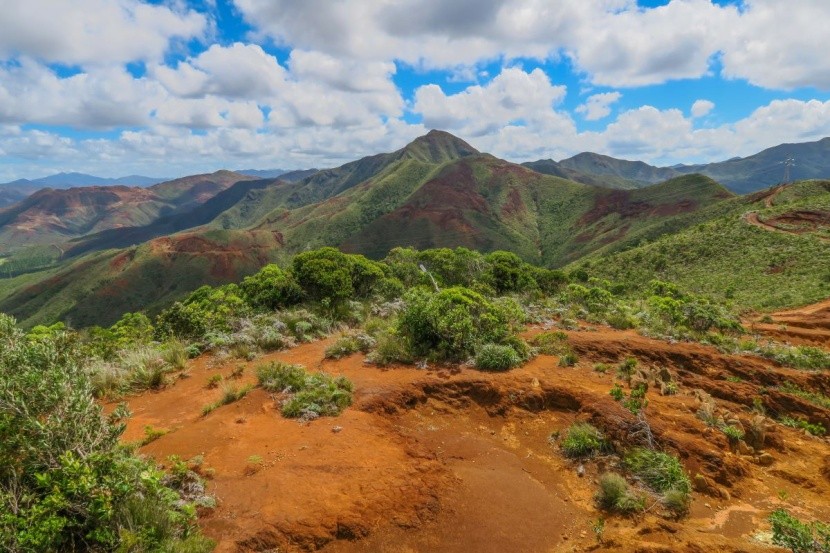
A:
769,509,830,553
256,362,307,392
281,373,354,418
558,352,579,367
240,264,302,310
596,473,645,514
291,247,384,308
531,331,569,355
624,448,691,498
397,286,522,362
324,332,375,359
560,422,608,458
0,314,211,552
256,362,354,418
475,343,522,371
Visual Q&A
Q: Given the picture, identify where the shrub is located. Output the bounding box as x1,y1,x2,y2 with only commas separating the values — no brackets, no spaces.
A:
281,373,354,419
0,314,210,551
325,332,375,359
202,384,253,416
206,374,223,389
624,448,691,499
596,473,645,514
239,264,302,311
779,416,827,437
397,286,522,362
617,357,638,382
475,343,522,371
560,422,608,458
256,362,307,392
610,384,625,401
594,363,610,374
558,352,579,367
769,509,830,553
291,247,384,308
162,339,189,370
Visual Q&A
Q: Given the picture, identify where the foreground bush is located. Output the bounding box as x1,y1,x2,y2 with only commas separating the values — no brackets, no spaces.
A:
624,447,691,513
769,509,830,553
257,362,353,418
0,314,211,552
560,422,609,458
474,343,522,371
596,473,645,514
397,286,523,362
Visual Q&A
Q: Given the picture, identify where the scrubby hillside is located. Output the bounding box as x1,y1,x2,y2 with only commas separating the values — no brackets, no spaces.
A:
576,180,830,309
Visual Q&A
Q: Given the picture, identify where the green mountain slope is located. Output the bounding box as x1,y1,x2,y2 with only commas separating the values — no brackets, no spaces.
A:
574,180,830,309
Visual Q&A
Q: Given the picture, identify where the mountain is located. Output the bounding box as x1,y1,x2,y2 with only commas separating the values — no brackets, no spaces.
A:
237,168,319,181
0,131,737,327
523,153,681,189
0,172,168,189
524,137,830,194
674,137,830,193
0,170,255,252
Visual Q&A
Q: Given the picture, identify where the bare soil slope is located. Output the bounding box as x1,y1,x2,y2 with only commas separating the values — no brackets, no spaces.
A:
118,303,830,552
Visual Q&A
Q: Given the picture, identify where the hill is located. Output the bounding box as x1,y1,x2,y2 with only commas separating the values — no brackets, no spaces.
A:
675,137,830,193
524,153,682,189
574,180,830,309
0,170,255,252
0,132,736,327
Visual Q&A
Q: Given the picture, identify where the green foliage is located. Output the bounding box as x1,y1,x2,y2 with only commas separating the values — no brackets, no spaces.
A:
281,373,354,418
596,473,645,514
721,425,745,444
0,314,209,552
291,247,385,307
769,509,830,553
624,448,691,512
558,352,579,367
474,343,522,372
610,384,625,401
396,286,522,362
256,362,355,418
779,382,830,409
240,264,302,311
617,356,638,381
201,383,253,416
256,361,307,392
560,422,608,458
779,416,827,437
324,332,375,359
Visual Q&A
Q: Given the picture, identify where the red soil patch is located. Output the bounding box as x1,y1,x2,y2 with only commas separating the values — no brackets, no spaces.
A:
117,306,830,552
748,298,830,346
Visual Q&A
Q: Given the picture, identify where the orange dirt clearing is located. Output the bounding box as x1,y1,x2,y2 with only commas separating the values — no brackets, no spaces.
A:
117,307,830,553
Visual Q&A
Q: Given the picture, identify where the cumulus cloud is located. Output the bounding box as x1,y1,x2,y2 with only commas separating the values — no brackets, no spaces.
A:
414,67,567,136
691,99,715,118
0,0,206,66
577,92,622,121
720,0,830,90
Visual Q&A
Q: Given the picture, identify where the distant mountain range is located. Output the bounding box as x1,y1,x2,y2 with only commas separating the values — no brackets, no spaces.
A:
1,130,829,328
524,137,830,193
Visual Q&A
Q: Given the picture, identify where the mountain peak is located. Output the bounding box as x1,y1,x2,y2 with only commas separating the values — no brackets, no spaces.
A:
402,130,479,163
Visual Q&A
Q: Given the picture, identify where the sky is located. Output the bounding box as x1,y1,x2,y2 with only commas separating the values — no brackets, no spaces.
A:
1,0,830,181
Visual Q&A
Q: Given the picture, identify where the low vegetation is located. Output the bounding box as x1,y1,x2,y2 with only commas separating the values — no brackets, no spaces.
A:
560,422,609,458
257,362,353,419
769,509,830,553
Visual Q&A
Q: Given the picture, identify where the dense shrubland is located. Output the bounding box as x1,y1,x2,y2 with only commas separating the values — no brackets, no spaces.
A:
0,314,212,552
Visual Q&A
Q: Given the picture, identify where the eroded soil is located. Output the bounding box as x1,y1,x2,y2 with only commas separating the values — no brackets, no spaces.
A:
118,301,830,553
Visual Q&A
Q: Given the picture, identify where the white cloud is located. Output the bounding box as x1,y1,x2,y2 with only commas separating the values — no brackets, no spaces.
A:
691,99,715,118
0,0,206,66
414,67,567,136
720,0,830,90
576,92,622,121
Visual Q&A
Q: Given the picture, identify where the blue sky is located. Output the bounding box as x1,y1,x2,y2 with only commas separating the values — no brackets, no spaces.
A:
1,0,830,180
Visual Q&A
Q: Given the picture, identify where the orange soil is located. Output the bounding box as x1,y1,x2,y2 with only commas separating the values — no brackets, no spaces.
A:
747,298,830,346
117,304,830,553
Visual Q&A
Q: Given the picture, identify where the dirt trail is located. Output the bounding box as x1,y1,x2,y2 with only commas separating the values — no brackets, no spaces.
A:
117,304,830,553
742,202,830,243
